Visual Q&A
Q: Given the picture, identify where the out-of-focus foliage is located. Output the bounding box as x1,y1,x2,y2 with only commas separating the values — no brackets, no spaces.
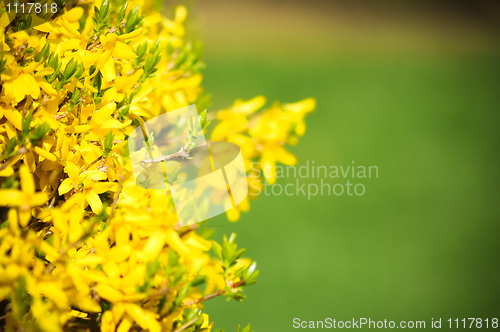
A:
210,96,315,221
0,0,315,331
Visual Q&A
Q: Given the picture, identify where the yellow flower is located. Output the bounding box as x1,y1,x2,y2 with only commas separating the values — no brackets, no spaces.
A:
0,165,47,226
58,161,115,213
0,2,313,330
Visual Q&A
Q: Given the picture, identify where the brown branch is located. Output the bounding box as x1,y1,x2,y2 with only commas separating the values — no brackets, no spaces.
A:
177,223,199,236
48,194,57,208
181,280,246,307
79,155,103,174
174,317,199,332
89,313,99,332
86,35,100,51
54,112,69,120
182,289,225,307
141,145,190,163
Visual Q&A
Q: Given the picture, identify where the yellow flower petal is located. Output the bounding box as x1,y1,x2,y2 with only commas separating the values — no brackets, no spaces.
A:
101,55,116,82
0,189,24,206
62,7,84,22
164,228,190,257
93,102,116,124
112,42,139,60
59,17,81,37
80,171,107,181
20,165,35,194
33,146,57,162
260,153,276,185
226,207,240,222
142,232,165,260
31,192,48,206
175,6,188,23
65,161,79,179
65,124,93,133
58,178,74,195
117,28,143,41
274,146,297,165
233,96,266,115
108,245,131,263
283,97,316,114
95,284,123,303
85,191,102,213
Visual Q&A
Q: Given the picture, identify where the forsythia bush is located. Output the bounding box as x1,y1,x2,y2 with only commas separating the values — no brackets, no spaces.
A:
0,0,315,331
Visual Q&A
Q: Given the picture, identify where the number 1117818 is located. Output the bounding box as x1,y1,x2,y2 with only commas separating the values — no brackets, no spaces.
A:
5,2,58,14
448,318,498,328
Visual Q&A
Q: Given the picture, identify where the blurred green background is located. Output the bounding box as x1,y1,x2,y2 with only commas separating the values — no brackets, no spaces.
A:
188,0,500,330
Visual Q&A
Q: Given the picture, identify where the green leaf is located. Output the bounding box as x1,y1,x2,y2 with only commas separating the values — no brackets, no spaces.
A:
2,137,18,161
146,259,160,280
125,5,141,33
1,175,19,189
48,53,58,69
20,110,33,144
41,41,50,58
201,121,211,131
239,324,253,332
212,241,223,261
247,262,257,276
230,248,246,264
63,58,77,80
30,122,51,145
34,52,43,62
100,0,110,18
103,131,114,157
71,88,81,105
158,295,167,314
190,275,206,287
197,109,207,127
135,41,148,59
75,62,85,78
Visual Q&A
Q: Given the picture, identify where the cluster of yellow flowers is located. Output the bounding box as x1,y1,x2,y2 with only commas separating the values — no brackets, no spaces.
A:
211,96,315,221
0,0,314,331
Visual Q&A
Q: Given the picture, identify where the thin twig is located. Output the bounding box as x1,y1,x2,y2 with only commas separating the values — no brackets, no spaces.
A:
181,289,224,308
54,112,69,120
48,194,57,208
141,145,190,163
79,155,103,174
174,317,199,332
109,167,124,216
181,280,246,307
76,78,85,122
0,147,28,171
178,223,199,236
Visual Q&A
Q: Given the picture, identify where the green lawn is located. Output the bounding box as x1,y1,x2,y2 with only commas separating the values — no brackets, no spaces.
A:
195,3,500,330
